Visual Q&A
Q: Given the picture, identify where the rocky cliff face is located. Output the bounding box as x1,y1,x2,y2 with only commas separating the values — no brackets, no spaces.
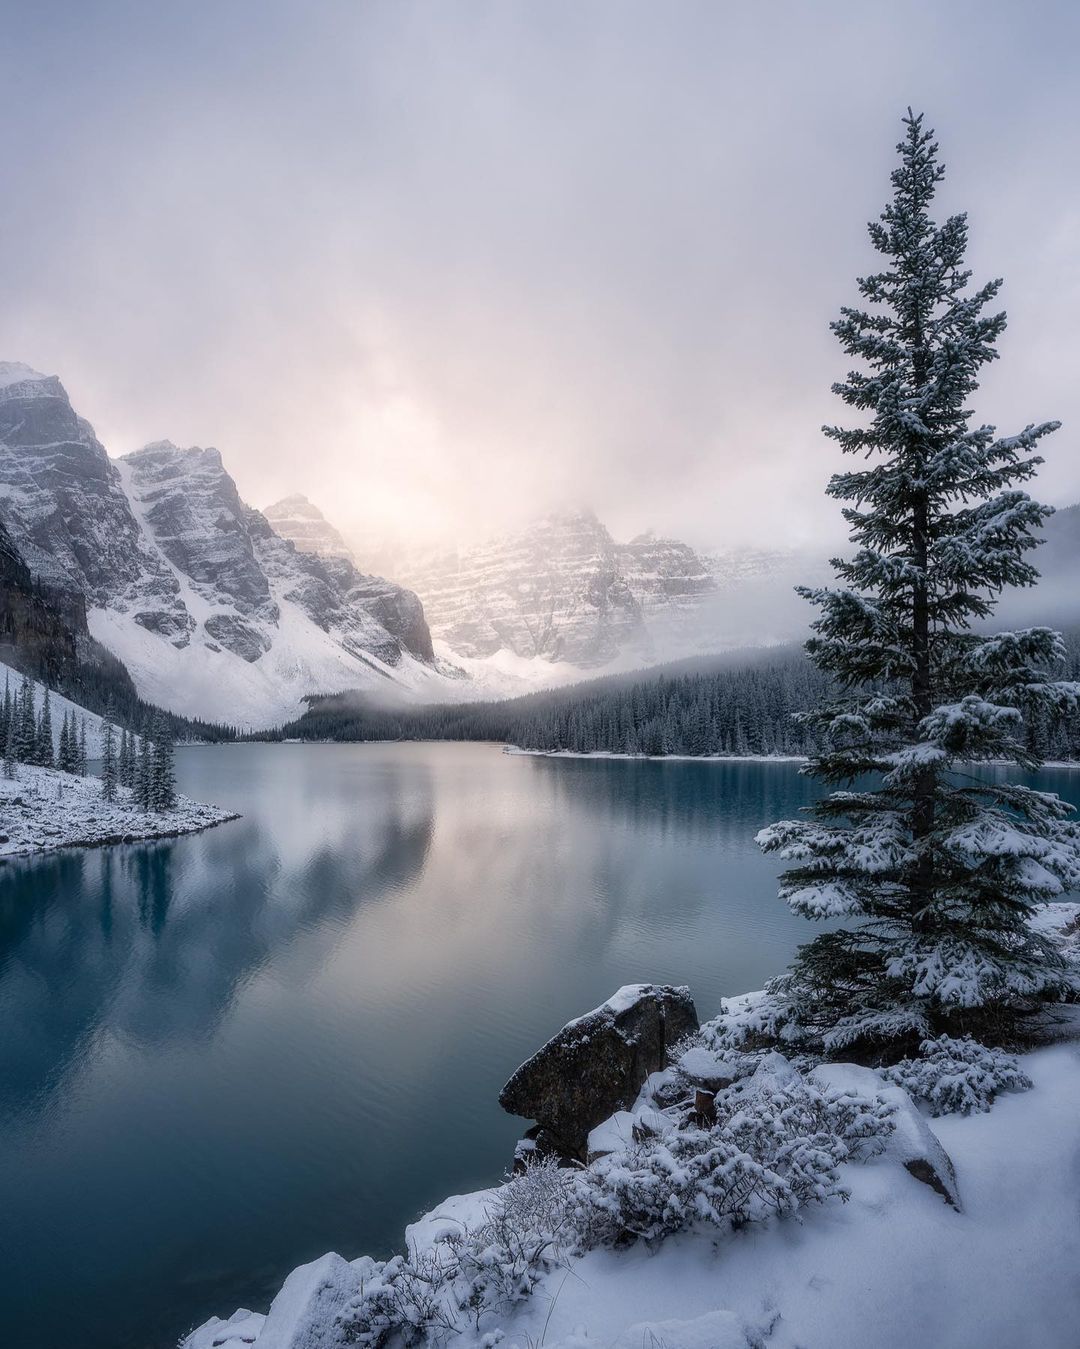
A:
0,363,189,636
390,513,829,668
393,511,658,666
263,493,355,561
0,365,440,726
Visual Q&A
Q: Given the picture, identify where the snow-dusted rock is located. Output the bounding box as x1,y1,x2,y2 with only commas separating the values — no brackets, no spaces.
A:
810,1061,961,1209
182,1308,265,1348
674,1044,740,1091
500,983,698,1161
587,1107,672,1161
264,495,355,562
393,511,652,666
253,1252,359,1349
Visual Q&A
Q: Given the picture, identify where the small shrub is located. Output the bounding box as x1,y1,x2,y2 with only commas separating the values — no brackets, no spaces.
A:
883,1034,1033,1115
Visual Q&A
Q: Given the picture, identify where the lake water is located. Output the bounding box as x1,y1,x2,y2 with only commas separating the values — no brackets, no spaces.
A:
2,743,1077,1349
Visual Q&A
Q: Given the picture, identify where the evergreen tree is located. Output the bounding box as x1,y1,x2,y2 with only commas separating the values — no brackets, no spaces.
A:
137,734,153,811
16,674,36,762
0,674,10,753
36,687,54,767
77,717,88,776
151,714,177,810
57,711,72,773
756,113,1080,1055
3,718,15,779
118,727,133,788
100,713,117,802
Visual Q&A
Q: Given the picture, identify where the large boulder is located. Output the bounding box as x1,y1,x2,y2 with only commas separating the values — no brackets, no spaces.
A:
500,983,698,1161
810,1062,962,1209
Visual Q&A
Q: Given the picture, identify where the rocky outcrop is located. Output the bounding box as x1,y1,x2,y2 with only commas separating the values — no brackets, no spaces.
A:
263,494,355,561
499,983,699,1162
124,444,276,619
0,364,188,628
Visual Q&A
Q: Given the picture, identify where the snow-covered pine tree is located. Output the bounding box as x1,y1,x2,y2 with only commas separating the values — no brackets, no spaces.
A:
151,715,177,811
0,674,11,751
756,112,1080,1056
100,713,117,801
57,711,72,773
3,717,15,779
16,674,36,763
77,717,88,776
137,733,153,811
118,726,133,787
36,687,54,767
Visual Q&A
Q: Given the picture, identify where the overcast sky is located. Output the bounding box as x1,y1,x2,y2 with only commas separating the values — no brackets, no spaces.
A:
2,1,1078,555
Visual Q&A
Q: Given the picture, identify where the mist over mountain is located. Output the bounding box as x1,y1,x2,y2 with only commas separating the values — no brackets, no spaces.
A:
0,364,450,727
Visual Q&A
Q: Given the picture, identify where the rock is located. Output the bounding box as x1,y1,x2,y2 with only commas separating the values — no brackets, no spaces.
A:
203,613,272,663
586,1106,672,1162
181,1309,266,1348
255,1251,359,1349
500,983,698,1161
676,1044,740,1092
264,494,355,561
810,1062,962,1210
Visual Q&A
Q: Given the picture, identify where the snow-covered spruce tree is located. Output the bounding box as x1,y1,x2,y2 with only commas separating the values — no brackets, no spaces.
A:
756,112,1080,1056
100,714,117,802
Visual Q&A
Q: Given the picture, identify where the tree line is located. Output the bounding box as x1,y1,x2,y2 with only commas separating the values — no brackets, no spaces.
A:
1,671,177,810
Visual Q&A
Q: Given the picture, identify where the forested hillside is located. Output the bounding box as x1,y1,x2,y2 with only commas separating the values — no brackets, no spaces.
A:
268,634,1080,760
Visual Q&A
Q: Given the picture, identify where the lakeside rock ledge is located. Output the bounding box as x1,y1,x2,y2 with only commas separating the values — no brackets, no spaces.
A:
499,982,699,1162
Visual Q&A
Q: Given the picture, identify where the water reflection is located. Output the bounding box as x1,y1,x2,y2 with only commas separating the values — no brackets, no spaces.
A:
1,744,1075,1349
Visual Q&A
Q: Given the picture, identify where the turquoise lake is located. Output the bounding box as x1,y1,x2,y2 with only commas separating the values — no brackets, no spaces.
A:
2,743,1077,1349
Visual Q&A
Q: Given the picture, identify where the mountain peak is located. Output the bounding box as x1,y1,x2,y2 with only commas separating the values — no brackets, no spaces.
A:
0,361,49,388
264,494,354,561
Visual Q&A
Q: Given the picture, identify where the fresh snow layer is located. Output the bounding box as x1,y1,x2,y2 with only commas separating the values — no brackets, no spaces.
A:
185,1018,1080,1349
0,763,237,859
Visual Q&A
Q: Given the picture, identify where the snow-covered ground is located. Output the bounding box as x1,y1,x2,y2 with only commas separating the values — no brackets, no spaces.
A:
186,911,1080,1349
0,763,238,859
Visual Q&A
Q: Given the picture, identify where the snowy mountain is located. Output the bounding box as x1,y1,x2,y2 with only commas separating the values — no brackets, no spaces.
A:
263,493,355,561
0,364,452,728
387,511,822,667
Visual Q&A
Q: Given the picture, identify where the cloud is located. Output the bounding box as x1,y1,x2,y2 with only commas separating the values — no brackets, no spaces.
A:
1,0,1078,552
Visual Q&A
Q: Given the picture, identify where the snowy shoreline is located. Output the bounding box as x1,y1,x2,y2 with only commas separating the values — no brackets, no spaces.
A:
504,745,1080,768
185,906,1080,1349
0,764,239,861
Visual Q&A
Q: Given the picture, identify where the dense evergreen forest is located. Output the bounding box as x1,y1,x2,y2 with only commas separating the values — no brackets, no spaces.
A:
262,634,1080,759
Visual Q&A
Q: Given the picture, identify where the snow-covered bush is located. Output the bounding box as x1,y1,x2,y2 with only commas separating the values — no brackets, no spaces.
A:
340,1158,578,1346
883,1035,1033,1116
572,1060,894,1247
451,1158,578,1317
341,1067,894,1342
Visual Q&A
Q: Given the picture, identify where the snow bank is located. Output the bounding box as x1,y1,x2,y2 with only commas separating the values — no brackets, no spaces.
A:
183,1037,1080,1349
0,763,237,859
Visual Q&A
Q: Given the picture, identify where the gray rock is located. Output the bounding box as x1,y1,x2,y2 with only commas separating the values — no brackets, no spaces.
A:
203,613,271,663
500,983,699,1162
810,1062,962,1210
263,494,355,561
